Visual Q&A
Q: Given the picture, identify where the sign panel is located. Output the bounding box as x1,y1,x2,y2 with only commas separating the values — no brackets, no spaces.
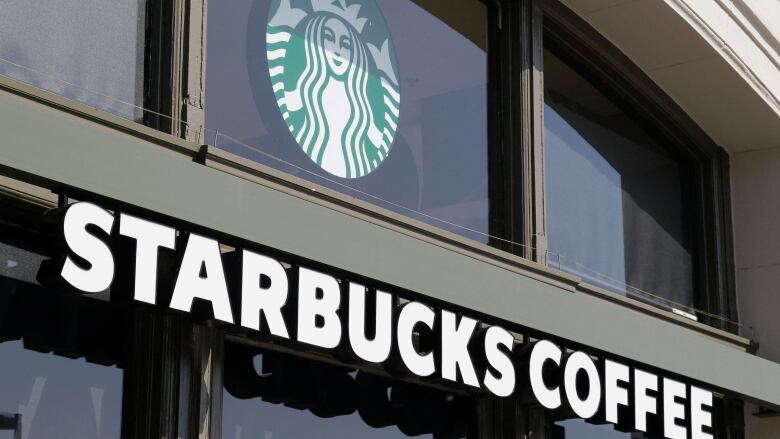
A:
43,201,716,438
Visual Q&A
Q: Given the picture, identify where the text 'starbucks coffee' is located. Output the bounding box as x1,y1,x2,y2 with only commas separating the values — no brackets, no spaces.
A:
266,0,400,178
45,201,717,439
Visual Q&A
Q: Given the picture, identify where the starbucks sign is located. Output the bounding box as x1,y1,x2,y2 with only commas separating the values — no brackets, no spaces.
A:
48,200,719,439
266,0,400,179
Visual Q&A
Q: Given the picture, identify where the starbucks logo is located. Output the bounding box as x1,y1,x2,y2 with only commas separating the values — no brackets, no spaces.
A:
267,0,400,179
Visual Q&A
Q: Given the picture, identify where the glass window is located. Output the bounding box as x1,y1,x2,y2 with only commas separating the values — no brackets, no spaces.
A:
205,0,491,243
0,0,146,121
222,341,477,438
553,419,632,439
0,239,125,439
543,46,696,309
0,341,123,439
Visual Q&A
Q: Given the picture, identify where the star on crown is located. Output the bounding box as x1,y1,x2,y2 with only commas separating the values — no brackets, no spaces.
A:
311,0,368,33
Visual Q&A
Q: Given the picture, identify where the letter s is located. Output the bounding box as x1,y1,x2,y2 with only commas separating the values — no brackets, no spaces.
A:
61,202,115,292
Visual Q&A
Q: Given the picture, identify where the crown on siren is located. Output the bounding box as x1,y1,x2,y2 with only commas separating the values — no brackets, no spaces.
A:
311,0,368,33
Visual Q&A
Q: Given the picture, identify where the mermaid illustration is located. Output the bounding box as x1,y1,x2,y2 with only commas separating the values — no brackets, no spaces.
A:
266,0,400,179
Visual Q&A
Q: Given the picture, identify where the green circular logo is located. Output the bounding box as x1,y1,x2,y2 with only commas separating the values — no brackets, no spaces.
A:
267,0,400,179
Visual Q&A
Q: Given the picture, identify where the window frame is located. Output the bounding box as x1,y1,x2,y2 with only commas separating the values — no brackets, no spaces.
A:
144,0,207,140
535,0,738,333
488,0,547,262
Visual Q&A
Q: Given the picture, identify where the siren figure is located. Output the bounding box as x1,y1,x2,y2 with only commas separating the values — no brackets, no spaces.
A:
267,0,400,179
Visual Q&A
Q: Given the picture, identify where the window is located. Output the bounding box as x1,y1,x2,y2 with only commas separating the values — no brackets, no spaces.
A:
222,341,478,438
0,0,147,122
205,0,493,243
539,1,737,328
0,239,126,439
543,46,696,308
553,419,629,439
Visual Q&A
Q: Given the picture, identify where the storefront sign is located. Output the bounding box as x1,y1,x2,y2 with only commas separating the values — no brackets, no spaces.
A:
47,202,714,438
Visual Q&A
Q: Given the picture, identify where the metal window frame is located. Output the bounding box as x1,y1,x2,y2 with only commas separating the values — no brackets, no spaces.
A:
538,0,739,334
143,0,206,140
490,0,547,264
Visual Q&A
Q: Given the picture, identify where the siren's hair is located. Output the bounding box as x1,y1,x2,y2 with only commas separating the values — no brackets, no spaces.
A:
296,15,329,164
295,14,374,178
341,21,374,177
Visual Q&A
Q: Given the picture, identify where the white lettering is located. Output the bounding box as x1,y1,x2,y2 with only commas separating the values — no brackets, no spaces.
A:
396,302,436,377
663,378,687,439
119,213,175,304
529,340,563,409
604,359,630,425
296,267,342,348
348,283,392,363
634,369,658,433
240,250,289,338
564,351,601,419
169,234,233,323
61,202,115,293
440,310,480,387
690,386,714,439
482,326,516,397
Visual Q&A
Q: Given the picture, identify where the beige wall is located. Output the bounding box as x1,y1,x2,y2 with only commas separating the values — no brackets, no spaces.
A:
562,0,780,155
732,147,780,436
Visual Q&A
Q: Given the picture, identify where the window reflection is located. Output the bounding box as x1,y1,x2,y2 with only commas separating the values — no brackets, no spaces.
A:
0,241,125,439
0,0,146,121
543,47,696,308
222,341,477,438
0,342,123,439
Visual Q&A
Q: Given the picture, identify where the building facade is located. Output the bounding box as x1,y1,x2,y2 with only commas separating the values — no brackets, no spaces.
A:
0,0,779,438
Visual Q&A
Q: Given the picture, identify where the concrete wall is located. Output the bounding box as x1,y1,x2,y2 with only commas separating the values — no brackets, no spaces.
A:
732,148,780,436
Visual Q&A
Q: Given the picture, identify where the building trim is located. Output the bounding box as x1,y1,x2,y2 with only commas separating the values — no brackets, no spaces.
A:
2,76,778,410
667,0,780,114
0,71,749,350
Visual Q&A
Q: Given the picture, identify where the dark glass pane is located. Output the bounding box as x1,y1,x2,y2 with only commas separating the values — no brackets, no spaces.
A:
0,342,123,439
205,0,489,243
222,341,477,438
543,47,696,309
0,240,125,439
554,419,637,439
0,0,146,121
